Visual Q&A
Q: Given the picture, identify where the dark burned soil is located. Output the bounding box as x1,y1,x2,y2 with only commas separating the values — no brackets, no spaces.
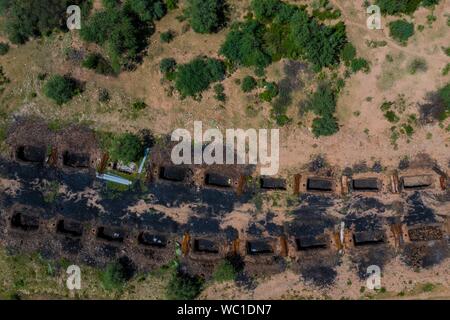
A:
0,119,448,292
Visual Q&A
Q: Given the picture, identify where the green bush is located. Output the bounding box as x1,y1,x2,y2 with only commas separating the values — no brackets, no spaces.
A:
241,76,257,92
312,114,339,137
109,133,144,163
166,0,179,10
213,83,226,102
160,57,177,74
351,58,370,73
100,262,126,291
160,30,174,43
43,75,79,105
1,0,91,44
132,100,147,111
186,0,226,34
212,260,237,283
166,271,204,300
82,53,114,75
220,20,272,69
341,43,356,65
80,0,166,72
376,0,423,15
307,84,336,116
437,83,450,118
0,42,9,55
260,82,278,102
384,110,400,123
389,20,414,44
174,56,225,98
251,0,281,21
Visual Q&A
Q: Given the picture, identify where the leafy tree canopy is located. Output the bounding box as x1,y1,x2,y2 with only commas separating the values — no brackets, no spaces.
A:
186,0,227,34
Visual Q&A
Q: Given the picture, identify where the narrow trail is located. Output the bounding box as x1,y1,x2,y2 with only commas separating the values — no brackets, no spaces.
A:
330,0,449,63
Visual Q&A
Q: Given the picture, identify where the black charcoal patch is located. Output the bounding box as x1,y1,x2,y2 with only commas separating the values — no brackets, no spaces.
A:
353,230,385,246
185,217,221,235
60,237,83,254
11,212,39,231
205,173,232,188
307,178,333,192
404,192,436,227
402,241,448,268
159,166,187,182
352,178,380,191
343,196,386,215
16,146,46,163
295,235,328,251
97,226,125,242
63,151,90,168
56,219,83,237
194,239,219,253
138,232,167,248
260,177,286,190
299,264,337,287
247,240,273,255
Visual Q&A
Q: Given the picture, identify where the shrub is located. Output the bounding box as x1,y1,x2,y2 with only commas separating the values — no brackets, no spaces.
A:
98,88,110,102
1,0,91,44
174,56,225,98
251,0,281,21
213,83,226,102
312,114,339,137
160,57,177,74
384,110,400,123
166,271,204,300
351,58,370,73
109,133,144,163
126,0,167,22
82,53,114,75
341,43,356,65
132,100,147,111
43,75,79,105
307,84,336,116
0,42,9,55
212,260,237,283
259,82,278,102
160,30,174,43
407,58,427,74
186,0,226,34
241,76,257,92
166,0,179,10
100,262,126,291
219,20,272,69
375,0,423,15
80,1,165,72
389,20,414,44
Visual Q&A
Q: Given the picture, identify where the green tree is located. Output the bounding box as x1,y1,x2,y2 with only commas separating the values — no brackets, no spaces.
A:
1,0,90,44
251,0,281,21
312,114,339,137
43,75,79,105
166,271,204,300
241,76,257,92
212,260,237,283
109,133,144,163
376,0,423,15
219,20,272,68
160,57,177,74
341,43,356,65
389,20,414,44
100,262,126,292
125,0,166,22
174,57,225,98
186,0,226,34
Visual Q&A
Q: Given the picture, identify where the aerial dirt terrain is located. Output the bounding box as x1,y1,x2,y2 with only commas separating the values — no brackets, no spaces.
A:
0,0,448,300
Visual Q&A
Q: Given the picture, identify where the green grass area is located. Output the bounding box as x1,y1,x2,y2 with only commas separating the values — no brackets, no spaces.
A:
0,248,173,300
